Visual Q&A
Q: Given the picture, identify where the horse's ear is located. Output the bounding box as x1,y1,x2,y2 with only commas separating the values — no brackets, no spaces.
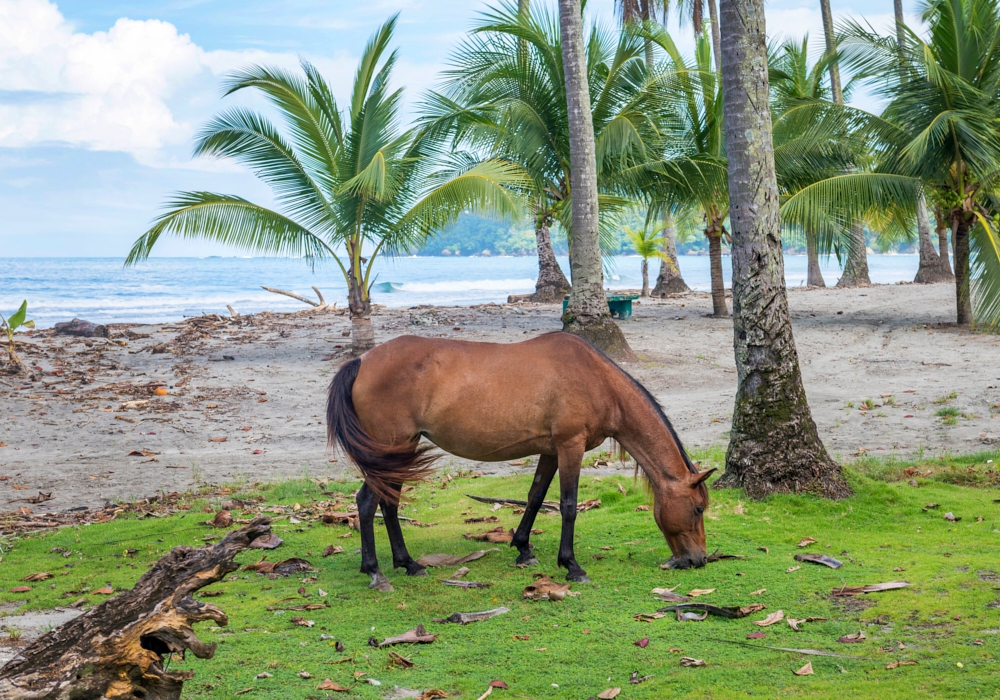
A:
691,468,716,487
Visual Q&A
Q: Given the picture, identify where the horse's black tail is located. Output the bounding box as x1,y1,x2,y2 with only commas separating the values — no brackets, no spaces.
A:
327,357,438,504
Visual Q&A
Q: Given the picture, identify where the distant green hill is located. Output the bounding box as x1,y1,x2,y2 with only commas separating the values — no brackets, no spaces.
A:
417,214,922,256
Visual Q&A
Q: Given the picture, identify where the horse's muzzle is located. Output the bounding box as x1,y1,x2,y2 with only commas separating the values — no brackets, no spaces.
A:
663,553,708,569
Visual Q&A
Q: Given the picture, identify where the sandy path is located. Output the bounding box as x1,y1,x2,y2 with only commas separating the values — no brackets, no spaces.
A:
1,281,997,511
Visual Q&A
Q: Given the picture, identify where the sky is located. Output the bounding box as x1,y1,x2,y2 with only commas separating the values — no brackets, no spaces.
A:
0,0,914,257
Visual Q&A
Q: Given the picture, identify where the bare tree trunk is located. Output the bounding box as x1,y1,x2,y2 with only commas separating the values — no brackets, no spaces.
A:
707,0,723,70
954,215,972,327
836,221,871,287
693,0,704,35
532,217,571,301
707,231,729,316
641,258,650,297
820,0,843,104
716,0,849,499
652,212,690,295
558,0,635,360
914,195,951,283
806,231,826,287
0,519,273,700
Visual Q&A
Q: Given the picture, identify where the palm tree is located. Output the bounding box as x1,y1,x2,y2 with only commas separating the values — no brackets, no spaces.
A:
819,0,844,104
768,36,838,287
557,0,634,358
627,29,731,316
624,223,668,295
424,2,661,348
127,17,526,352
715,0,849,498
795,0,1000,328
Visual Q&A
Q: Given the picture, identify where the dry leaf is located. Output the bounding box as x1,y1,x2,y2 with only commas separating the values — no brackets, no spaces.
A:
793,662,814,676
9,586,31,593
322,545,344,557
838,631,866,643
416,550,490,567
435,607,509,624
210,510,233,528
794,553,842,569
754,610,785,627
512,634,531,640
248,533,283,549
464,526,514,543
210,437,227,443
92,586,113,595
388,651,414,668
886,660,918,669
831,581,910,597
317,679,350,691
22,572,53,582
297,671,313,679
787,618,806,631
680,657,706,667
255,672,272,679
419,691,448,700
750,588,766,596
522,576,572,601
757,546,769,554
597,688,621,699
687,588,716,597
577,499,601,512
786,566,801,573
629,672,652,684
797,537,817,547
290,617,314,627
943,512,961,522
379,624,439,647
747,631,765,639
489,680,509,690
635,505,650,511
634,637,650,648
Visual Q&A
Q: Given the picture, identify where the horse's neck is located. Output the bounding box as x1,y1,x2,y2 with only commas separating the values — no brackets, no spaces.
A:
613,385,690,486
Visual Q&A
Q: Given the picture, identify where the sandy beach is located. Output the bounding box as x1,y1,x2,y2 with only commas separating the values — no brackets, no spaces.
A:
1,281,997,512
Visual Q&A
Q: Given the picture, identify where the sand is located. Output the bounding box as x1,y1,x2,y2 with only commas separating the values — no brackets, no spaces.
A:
1,281,997,512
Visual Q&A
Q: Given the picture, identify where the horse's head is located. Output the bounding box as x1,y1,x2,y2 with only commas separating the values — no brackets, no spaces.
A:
653,468,715,569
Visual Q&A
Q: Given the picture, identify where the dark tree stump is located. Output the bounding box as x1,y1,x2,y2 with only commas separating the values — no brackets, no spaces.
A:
0,518,272,699
53,319,109,338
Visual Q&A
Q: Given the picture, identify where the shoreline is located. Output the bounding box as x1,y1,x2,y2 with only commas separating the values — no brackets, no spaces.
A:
1,281,997,513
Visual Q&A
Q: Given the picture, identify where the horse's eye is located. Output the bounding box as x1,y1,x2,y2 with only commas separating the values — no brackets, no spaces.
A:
695,506,705,516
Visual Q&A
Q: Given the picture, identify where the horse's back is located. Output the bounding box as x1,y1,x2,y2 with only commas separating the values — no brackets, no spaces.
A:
351,333,615,460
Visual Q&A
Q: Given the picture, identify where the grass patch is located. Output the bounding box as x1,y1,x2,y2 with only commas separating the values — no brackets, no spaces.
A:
936,408,961,418
932,392,959,405
1,461,998,699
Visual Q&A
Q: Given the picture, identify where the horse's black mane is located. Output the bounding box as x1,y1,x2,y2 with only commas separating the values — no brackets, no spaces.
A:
557,331,699,475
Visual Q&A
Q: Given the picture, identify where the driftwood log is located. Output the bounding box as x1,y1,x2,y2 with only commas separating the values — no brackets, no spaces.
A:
0,518,272,700
53,319,108,338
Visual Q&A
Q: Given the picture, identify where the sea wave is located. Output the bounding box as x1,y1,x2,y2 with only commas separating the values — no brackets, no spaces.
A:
373,278,535,293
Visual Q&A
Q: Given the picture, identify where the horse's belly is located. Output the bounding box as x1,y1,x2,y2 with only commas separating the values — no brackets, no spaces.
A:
423,429,555,462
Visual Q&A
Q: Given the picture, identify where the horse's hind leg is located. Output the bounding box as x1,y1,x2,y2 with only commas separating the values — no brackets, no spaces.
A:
357,483,393,591
511,454,558,566
556,443,589,582
381,485,427,577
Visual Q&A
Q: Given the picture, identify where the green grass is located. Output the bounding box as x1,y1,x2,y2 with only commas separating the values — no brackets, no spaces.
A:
2,452,999,699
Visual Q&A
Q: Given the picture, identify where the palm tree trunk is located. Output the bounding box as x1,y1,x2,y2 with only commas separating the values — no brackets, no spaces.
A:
707,0,723,70
954,215,972,327
820,0,843,104
707,231,729,316
652,213,690,295
640,259,650,297
914,194,950,283
693,0,704,35
532,218,571,301
806,231,826,287
716,0,849,499
346,242,375,354
836,221,871,287
558,0,634,360
936,210,954,277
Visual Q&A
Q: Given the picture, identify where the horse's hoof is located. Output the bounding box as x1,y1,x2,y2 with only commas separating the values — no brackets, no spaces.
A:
407,566,428,577
566,572,591,583
369,574,394,592
515,556,539,567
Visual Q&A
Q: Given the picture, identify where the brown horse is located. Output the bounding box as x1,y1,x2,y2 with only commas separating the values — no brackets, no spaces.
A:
327,332,713,591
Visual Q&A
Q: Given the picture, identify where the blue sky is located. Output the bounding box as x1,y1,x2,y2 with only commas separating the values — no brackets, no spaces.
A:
0,0,908,257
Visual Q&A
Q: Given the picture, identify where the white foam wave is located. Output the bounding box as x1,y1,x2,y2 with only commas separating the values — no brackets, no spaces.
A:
382,278,535,293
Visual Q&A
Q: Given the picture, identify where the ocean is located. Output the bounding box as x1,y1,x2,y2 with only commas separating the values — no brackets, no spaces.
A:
1,254,923,328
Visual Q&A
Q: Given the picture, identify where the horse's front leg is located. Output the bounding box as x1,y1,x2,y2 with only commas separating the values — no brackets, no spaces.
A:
511,453,558,566
380,485,427,576
556,442,589,582
356,483,393,591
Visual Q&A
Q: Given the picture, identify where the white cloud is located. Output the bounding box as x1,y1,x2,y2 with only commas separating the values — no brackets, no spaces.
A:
0,0,446,166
